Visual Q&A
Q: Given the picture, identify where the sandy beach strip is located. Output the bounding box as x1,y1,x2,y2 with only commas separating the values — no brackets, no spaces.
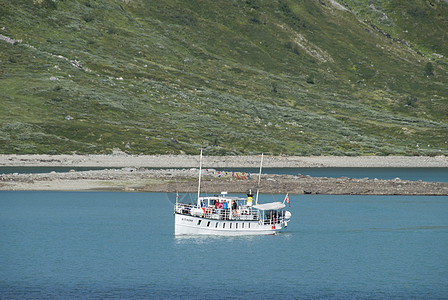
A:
0,154,447,168
2,155,447,194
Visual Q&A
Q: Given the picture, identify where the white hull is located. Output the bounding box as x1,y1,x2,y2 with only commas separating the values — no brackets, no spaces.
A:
174,213,283,236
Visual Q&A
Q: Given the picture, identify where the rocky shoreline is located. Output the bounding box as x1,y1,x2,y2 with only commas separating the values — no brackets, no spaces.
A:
1,167,447,195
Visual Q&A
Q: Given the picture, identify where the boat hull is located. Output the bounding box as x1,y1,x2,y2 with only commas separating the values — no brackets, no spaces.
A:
174,213,283,236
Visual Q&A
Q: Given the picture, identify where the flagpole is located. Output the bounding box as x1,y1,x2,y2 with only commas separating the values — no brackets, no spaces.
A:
255,153,263,205
197,148,203,206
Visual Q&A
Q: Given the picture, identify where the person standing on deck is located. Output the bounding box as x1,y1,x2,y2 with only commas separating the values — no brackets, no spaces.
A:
223,200,228,219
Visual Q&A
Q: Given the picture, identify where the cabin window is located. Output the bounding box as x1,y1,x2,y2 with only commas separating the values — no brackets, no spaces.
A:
236,223,238,229
242,223,244,229
215,222,218,228
248,223,250,228
197,220,202,226
223,223,226,228
230,223,232,229
207,221,210,227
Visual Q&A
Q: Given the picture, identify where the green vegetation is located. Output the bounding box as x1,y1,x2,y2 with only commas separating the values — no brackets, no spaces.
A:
0,0,447,155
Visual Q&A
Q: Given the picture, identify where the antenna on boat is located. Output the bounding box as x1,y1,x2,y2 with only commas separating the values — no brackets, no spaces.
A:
197,148,203,206
255,153,263,205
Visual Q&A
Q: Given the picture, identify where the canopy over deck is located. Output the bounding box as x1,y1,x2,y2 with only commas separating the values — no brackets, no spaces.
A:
199,196,246,201
252,202,285,211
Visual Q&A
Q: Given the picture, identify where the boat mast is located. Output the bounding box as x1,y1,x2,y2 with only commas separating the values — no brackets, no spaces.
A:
255,153,263,205
197,148,203,206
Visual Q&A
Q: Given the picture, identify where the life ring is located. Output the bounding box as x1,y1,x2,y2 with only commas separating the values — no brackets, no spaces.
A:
232,209,238,217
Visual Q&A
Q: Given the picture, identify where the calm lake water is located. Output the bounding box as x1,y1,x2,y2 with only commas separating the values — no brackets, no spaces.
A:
1,191,447,299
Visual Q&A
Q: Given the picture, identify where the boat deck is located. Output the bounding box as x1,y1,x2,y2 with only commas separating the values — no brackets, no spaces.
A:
174,202,288,224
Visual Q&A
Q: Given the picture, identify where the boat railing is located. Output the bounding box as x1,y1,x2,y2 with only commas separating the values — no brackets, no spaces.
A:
175,203,288,225
175,203,260,221
175,202,194,215
261,210,288,225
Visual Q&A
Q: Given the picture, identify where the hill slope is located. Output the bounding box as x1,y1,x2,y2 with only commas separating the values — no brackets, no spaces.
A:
0,0,447,155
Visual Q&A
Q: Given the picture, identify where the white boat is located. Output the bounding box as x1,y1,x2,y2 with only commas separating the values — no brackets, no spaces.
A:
174,152,292,235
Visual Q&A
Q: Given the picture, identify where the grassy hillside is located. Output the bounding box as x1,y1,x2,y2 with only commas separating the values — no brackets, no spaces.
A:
0,0,447,155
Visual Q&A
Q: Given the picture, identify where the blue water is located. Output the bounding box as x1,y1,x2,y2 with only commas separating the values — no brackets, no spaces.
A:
2,167,447,182
1,191,447,299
